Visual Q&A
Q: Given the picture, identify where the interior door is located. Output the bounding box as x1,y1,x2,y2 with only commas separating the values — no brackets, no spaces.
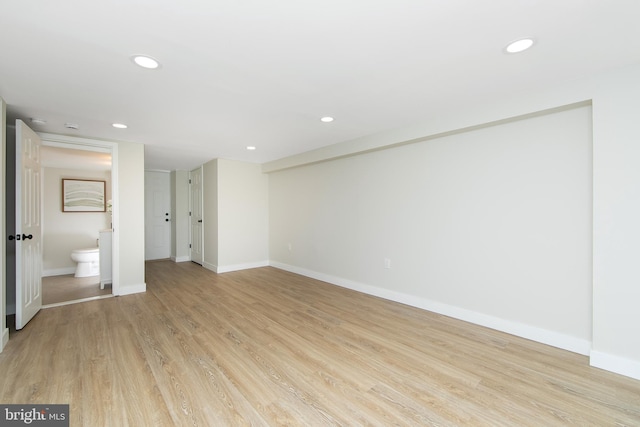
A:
190,166,203,265
144,171,171,260
15,120,42,330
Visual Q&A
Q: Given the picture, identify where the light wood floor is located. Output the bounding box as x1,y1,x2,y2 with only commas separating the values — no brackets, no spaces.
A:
1,260,639,426
42,274,112,305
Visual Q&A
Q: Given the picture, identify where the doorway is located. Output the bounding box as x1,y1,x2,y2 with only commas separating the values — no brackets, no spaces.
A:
40,145,114,306
38,133,119,305
5,126,119,326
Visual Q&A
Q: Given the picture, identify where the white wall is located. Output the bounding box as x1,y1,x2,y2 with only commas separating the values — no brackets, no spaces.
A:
591,65,640,379
217,159,269,271
115,141,146,295
266,62,640,380
270,105,592,353
42,168,111,275
201,159,269,272
0,96,7,352
202,160,218,270
170,170,190,262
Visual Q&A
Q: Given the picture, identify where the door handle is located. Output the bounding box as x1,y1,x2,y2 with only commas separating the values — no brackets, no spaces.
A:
198,220,203,223
7,234,32,240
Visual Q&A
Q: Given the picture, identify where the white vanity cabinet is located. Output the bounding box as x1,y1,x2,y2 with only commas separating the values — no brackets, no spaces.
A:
99,229,112,289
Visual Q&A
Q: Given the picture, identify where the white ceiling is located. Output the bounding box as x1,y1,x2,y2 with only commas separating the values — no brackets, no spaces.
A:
2,1,640,171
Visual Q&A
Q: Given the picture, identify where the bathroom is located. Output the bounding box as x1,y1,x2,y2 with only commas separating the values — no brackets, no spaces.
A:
41,146,113,305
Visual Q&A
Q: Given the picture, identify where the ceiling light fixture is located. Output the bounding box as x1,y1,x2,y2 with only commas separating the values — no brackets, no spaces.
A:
505,38,535,54
64,123,79,130
320,116,334,123
131,54,160,69
246,146,257,150
30,118,47,125
112,123,128,129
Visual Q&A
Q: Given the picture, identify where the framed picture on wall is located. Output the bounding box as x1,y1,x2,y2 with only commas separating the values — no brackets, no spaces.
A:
62,179,106,212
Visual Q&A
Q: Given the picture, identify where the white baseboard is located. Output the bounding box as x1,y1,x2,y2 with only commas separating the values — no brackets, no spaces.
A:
217,260,270,273
42,267,76,277
270,262,591,356
116,282,146,296
171,256,191,263
202,260,270,274
590,350,640,381
1,327,8,353
203,261,218,273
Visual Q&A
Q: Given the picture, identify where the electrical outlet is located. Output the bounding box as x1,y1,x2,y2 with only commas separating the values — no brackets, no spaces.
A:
384,258,391,269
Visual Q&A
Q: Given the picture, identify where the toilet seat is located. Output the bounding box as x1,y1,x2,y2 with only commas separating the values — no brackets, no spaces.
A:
73,248,99,254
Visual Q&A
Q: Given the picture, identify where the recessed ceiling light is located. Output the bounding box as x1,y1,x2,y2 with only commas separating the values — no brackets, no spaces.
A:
246,146,257,150
320,116,334,123
112,123,128,129
64,123,79,130
30,118,47,125
505,38,535,54
131,55,160,69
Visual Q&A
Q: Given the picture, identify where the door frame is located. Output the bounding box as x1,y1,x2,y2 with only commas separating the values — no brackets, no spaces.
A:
37,132,120,296
1,98,6,352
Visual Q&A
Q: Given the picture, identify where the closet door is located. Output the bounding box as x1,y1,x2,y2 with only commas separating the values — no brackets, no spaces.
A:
144,171,171,260
190,166,203,265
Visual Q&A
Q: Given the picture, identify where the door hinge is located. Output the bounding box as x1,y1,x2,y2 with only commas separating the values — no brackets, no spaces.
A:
189,211,192,216
189,244,192,248
189,179,192,184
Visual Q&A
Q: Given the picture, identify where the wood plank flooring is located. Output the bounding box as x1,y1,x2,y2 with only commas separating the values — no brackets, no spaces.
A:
42,274,112,305
1,260,639,426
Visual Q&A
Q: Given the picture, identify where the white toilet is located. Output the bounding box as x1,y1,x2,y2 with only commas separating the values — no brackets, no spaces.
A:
70,248,100,277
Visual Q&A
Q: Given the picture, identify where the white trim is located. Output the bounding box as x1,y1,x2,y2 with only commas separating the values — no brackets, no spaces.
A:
270,262,592,356
171,256,191,263
203,261,217,273
116,283,146,296
1,327,8,351
590,351,640,381
202,260,270,273
38,132,115,151
42,267,76,277
0,97,6,354
42,294,114,309
217,261,270,274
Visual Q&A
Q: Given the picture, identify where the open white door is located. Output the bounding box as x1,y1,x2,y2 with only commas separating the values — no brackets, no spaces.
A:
14,120,42,330
190,166,203,265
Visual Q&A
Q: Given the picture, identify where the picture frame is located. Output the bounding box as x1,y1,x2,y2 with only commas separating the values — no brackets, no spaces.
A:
62,179,106,212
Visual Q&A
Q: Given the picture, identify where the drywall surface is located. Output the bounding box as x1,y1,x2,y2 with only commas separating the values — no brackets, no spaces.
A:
269,105,592,353
217,159,269,271
42,167,111,275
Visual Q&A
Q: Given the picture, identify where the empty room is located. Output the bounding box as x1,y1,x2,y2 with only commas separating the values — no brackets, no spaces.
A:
2,1,640,425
